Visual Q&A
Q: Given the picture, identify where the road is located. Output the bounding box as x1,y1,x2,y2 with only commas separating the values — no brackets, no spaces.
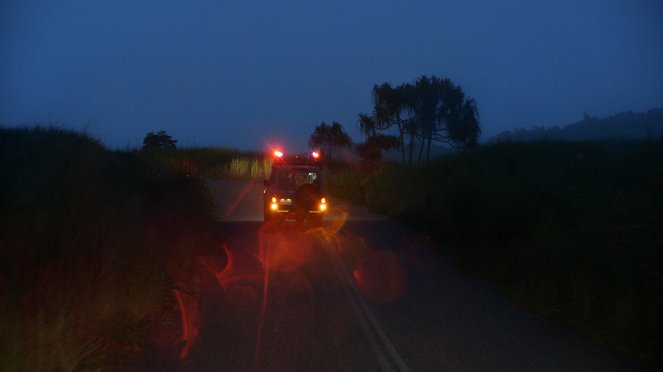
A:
164,179,639,371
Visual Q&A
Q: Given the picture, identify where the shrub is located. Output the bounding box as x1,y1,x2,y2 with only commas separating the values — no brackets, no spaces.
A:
0,126,220,369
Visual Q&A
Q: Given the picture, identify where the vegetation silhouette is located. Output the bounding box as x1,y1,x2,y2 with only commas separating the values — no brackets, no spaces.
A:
355,134,400,161
322,139,663,368
358,75,480,164
0,126,247,369
308,121,351,161
491,107,663,142
143,130,178,150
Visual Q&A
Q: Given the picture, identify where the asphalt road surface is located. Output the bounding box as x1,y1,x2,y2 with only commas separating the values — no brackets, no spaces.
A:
167,179,640,371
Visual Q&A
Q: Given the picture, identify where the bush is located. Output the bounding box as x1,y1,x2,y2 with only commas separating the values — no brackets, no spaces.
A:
324,140,663,367
143,130,177,149
0,126,221,370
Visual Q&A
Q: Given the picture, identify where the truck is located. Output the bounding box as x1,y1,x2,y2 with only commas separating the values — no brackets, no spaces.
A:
263,150,327,226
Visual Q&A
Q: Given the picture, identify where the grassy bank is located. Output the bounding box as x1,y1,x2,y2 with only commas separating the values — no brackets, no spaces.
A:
324,140,663,367
140,146,269,180
0,127,230,370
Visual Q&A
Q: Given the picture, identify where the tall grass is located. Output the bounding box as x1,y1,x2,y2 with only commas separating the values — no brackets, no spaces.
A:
325,140,663,367
139,147,269,180
0,127,221,370
227,156,272,179
321,160,370,203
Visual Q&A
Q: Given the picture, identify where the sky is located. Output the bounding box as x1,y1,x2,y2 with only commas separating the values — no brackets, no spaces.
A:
1,0,662,151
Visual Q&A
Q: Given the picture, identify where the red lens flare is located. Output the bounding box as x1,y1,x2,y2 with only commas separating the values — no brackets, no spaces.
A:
352,250,407,304
223,179,258,220
173,288,200,360
196,243,262,290
255,223,319,367
258,224,313,273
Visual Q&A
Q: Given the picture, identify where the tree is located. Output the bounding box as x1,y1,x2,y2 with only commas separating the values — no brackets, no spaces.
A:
308,121,351,160
446,97,480,148
359,83,413,164
359,75,480,164
410,76,441,163
356,134,400,161
142,130,177,150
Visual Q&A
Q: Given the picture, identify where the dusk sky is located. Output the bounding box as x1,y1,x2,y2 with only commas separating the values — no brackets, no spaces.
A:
2,0,662,151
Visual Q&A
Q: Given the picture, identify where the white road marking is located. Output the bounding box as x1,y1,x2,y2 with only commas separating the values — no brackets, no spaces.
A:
324,235,411,372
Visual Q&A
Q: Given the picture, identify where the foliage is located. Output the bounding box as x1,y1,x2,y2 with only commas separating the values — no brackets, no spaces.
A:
321,161,368,204
143,130,177,150
227,156,272,179
358,75,480,164
308,121,351,161
358,84,409,163
324,140,663,368
138,147,268,180
356,134,400,161
0,126,221,370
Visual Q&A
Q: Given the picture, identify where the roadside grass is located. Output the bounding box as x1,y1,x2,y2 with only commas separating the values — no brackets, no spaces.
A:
322,160,370,203
139,147,269,180
4,126,658,367
0,127,226,370
324,140,663,367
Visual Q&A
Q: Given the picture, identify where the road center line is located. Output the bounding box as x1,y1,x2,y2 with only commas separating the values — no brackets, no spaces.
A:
325,235,411,372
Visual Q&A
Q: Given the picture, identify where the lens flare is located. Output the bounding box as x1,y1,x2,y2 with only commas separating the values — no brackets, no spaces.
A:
223,179,258,219
258,224,313,273
353,250,407,304
196,243,263,291
173,288,200,360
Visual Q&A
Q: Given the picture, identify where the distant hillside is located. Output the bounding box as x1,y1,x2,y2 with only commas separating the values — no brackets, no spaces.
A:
490,108,663,142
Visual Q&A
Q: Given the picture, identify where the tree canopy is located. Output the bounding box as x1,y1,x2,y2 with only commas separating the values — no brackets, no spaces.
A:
308,121,351,160
355,134,400,161
142,130,177,150
358,75,480,164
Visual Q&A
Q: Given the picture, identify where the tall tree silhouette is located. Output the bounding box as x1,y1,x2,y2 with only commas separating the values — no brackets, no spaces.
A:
409,75,480,162
360,75,480,164
308,121,351,160
356,134,400,161
359,83,413,164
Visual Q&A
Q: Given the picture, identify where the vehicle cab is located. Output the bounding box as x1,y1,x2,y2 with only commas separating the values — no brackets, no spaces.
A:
263,151,327,226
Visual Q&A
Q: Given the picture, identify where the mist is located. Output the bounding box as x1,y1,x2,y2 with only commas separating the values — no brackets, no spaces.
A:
2,0,662,150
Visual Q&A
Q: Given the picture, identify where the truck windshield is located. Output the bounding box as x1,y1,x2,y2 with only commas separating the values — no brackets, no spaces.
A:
275,169,319,191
